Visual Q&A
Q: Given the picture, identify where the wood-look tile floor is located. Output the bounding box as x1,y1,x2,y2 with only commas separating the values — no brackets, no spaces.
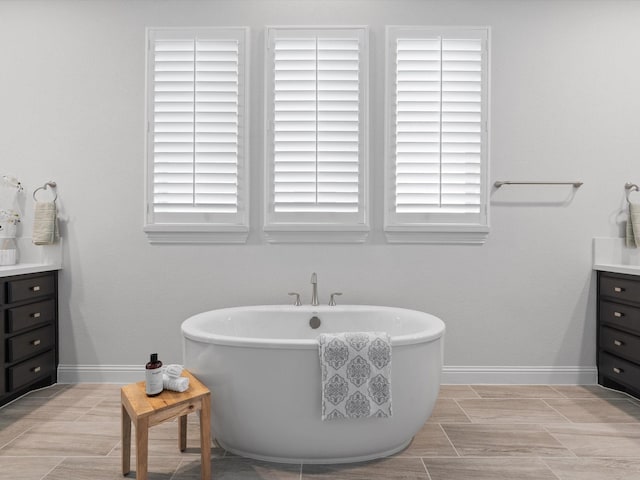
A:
2,384,640,479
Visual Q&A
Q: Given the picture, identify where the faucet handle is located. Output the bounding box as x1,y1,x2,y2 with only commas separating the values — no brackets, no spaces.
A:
328,292,343,306
288,292,302,306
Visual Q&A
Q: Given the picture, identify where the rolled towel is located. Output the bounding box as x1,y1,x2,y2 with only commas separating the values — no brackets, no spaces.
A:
32,201,58,245
164,364,184,378
163,374,189,392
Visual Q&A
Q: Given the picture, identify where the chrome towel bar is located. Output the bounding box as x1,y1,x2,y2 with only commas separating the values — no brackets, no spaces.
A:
494,181,583,188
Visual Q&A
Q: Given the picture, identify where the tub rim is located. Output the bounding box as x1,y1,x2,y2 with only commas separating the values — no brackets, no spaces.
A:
181,304,445,350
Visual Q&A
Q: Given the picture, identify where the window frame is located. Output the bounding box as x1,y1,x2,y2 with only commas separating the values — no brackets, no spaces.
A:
144,27,250,244
263,26,370,244
384,26,490,244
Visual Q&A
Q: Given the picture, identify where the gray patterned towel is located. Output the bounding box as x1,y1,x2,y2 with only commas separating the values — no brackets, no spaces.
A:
318,332,392,421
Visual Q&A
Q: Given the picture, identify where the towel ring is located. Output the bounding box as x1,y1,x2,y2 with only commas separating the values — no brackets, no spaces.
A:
33,181,57,202
626,182,639,204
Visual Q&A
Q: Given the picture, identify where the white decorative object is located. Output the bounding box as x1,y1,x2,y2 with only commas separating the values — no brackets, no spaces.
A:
0,174,22,266
0,237,17,266
0,220,16,238
0,212,19,266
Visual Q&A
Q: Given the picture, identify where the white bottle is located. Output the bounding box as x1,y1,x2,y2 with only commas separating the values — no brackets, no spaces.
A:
145,353,163,396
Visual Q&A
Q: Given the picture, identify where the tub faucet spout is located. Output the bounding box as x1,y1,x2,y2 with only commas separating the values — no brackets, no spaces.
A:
311,272,319,306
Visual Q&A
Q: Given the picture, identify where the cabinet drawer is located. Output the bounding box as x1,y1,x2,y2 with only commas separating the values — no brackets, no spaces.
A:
600,300,640,335
7,273,55,303
599,351,640,391
600,326,640,364
7,299,55,333
7,324,54,363
600,275,640,304
8,350,55,391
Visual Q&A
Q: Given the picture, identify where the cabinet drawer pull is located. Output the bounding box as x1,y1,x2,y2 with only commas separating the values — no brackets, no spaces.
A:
30,285,41,292
614,311,625,318
614,340,624,346
613,367,623,374
31,339,41,346
32,366,41,373
30,312,41,319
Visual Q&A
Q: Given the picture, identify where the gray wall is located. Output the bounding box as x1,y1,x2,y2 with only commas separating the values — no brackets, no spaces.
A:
1,0,637,375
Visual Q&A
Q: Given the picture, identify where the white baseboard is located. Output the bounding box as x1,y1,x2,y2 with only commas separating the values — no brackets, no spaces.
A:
57,364,143,384
58,364,598,385
442,366,598,385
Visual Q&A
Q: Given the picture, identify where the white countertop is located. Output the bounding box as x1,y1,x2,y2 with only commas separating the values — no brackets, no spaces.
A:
593,237,640,276
0,262,61,278
593,263,640,276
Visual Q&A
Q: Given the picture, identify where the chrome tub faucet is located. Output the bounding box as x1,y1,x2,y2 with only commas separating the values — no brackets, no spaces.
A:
329,292,342,306
311,272,319,306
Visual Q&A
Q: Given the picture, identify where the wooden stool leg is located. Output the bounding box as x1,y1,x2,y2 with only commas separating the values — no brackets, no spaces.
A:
122,405,131,476
179,415,187,452
136,417,149,480
199,394,212,480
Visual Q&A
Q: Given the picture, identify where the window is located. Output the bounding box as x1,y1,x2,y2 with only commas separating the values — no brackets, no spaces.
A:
144,28,249,243
264,27,369,243
385,27,490,244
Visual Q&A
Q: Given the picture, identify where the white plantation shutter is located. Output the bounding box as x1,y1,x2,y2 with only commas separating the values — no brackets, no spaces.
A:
153,38,239,213
145,28,249,243
265,28,368,243
273,38,360,213
385,28,489,244
395,38,482,213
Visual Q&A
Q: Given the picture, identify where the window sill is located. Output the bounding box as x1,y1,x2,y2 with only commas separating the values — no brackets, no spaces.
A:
144,224,249,244
263,225,369,244
384,224,489,245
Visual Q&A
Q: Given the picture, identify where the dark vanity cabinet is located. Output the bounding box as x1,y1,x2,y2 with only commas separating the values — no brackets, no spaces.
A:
0,271,58,406
597,271,640,397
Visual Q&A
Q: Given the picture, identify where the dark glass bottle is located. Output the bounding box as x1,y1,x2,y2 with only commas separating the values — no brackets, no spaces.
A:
145,353,163,396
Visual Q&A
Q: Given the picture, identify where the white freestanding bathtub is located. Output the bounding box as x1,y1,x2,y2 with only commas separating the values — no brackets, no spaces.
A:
181,305,445,464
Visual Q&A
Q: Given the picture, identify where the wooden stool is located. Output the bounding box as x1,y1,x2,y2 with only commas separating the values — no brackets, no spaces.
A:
121,369,211,480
